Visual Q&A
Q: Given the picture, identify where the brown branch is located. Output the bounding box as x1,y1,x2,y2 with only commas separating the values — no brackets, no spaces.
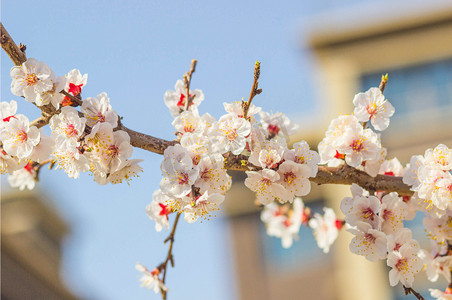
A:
242,61,262,120
403,286,425,300
183,59,198,111
60,90,83,107
1,22,26,66
160,213,181,300
30,115,52,129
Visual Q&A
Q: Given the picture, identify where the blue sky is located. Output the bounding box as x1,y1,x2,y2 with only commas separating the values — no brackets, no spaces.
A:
2,0,443,299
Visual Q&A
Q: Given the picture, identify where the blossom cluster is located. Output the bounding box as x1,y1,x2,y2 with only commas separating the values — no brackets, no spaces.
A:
146,77,322,230
2,58,142,189
314,86,452,292
260,197,342,253
5,56,451,298
318,87,394,175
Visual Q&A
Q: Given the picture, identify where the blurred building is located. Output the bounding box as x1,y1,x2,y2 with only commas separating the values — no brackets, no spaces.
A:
1,190,78,300
225,4,452,300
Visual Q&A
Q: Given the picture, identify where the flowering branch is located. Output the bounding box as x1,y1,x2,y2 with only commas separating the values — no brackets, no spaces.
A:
0,22,414,197
160,212,181,300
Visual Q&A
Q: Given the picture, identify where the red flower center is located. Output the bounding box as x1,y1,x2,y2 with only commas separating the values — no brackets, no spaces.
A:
267,124,280,135
350,138,364,152
17,130,28,142
26,74,39,86
65,124,78,137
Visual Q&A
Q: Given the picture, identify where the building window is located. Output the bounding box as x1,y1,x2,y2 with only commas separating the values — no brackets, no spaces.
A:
360,58,452,119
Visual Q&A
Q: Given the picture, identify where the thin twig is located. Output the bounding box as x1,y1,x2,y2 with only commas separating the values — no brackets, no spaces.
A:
183,59,198,111
34,159,54,181
243,61,262,120
160,213,181,300
60,90,83,107
403,286,425,300
379,73,389,93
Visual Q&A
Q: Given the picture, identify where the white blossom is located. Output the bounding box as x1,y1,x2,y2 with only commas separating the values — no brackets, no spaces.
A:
160,144,199,198
244,169,289,204
49,106,86,148
336,123,381,167
183,191,225,223
8,162,36,190
277,160,311,200
135,263,167,294
348,222,387,261
146,190,172,231
0,100,17,128
209,114,250,155
284,140,320,177
164,79,204,118
387,244,422,287
259,111,298,138
10,58,54,104
261,198,304,248
309,207,339,253
108,159,143,185
429,289,452,300
353,87,394,131
0,114,40,159
81,92,118,128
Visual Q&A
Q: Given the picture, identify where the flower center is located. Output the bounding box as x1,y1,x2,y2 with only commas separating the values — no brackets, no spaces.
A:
361,207,375,221
351,138,365,152
284,172,296,185
65,124,78,137
366,102,378,116
26,73,39,86
364,233,376,244
395,258,408,271
107,144,119,158
227,129,238,141
97,112,106,123
17,130,28,142
177,172,189,185
267,124,280,135
295,155,305,164
200,168,211,181
261,177,271,186
184,122,195,133
382,209,392,221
